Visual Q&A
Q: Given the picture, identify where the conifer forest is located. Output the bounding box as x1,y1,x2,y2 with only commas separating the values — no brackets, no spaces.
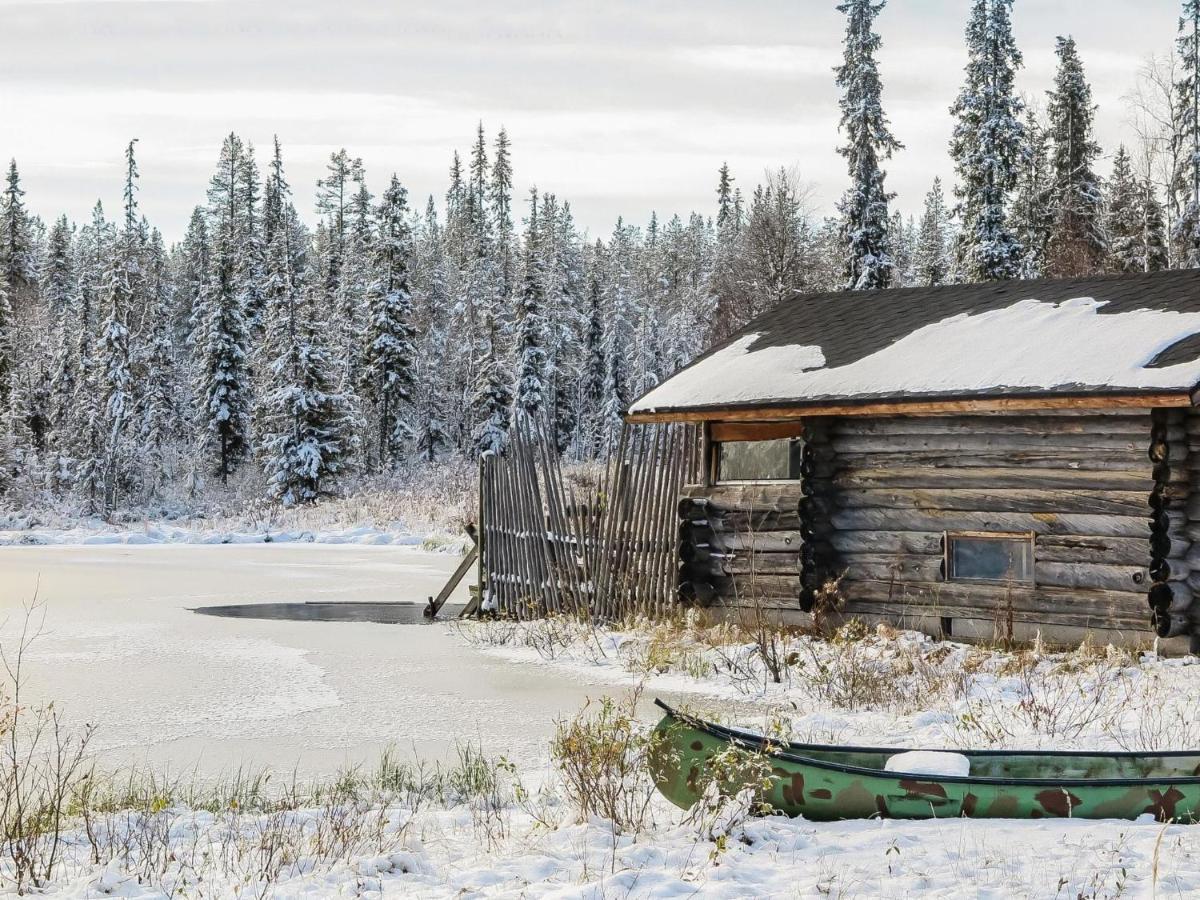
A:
2,0,1200,518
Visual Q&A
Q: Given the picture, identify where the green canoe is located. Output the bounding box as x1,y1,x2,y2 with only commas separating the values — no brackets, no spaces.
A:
650,700,1200,821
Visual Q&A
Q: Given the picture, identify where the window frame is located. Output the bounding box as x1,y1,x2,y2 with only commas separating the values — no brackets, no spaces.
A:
711,437,803,485
943,530,1036,586
706,421,806,486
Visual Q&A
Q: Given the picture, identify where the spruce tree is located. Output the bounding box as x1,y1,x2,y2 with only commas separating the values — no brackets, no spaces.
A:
44,216,79,461
260,147,354,504
261,274,356,505
410,197,450,462
913,178,951,286
0,269,10,414
97,140,141,513
71,203,113,503
513,189,548,427
949,0,1027,281
1140,178,1171,272
1044,36,1107,277
581,245,606,457
197,247,250,482
1175,0,1200,264
712,165,747,339
360,175,417,471
137,229,179,490
195,134,256,482
1010,110,1053,278
473,318,511,455
179,206,211,344
1107,146,1145,273
315,148,365,332
42,216,75,316
491,127,515,297
716,163,736,230
835,0,902,289
0,160,36,297
237,143,266,333
600,219,637,450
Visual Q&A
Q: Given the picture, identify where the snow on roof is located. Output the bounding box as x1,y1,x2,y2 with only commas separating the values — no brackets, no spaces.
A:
629,270,1200,416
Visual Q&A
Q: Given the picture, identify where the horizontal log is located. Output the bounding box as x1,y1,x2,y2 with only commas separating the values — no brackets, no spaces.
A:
1034,562,1150,592
830,434,1157,455
703,528,1173,566
816,449,1159,471
842,557,944,582
833,416,1157,437
839,598,1148,633
712,573,801,602
839,557,1159,593
700,483,805,509
709,530,802,552
829,530,944,556
842,579,1150,629
835,488,1150,517
1037,534,1176,565
831,466,1158,492
716,553,802,576
831,508,1155,538
709,510,803,531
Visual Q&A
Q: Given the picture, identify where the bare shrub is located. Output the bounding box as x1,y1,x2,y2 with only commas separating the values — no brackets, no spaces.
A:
684,744,775,851
551,691,663,833
1104,672,1200,751
0,605,95,894
954,649,1123,746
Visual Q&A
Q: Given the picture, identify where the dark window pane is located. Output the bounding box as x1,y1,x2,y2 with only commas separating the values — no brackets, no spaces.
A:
949,535,1033,584
717,439,800,481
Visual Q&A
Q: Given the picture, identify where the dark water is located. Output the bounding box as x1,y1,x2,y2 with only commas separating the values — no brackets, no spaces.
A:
192,602,465,624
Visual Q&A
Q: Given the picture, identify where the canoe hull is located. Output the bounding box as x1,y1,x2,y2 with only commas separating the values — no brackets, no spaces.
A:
651,707,1200,822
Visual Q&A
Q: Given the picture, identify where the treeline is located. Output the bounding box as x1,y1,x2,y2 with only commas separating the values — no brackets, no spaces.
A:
0,134,818,514
2,0,1200,514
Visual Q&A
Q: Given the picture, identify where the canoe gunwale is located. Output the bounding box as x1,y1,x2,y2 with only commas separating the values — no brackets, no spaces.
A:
654,699,1200,789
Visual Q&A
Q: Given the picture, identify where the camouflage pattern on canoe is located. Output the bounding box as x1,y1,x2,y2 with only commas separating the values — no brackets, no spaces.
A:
650,700,1200,822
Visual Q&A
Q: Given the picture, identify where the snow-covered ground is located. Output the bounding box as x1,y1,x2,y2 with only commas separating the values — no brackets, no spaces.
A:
21,613,1200,898
6,548,1200,897
460,616,1200,753
39,797,1200,898
0,520,451,548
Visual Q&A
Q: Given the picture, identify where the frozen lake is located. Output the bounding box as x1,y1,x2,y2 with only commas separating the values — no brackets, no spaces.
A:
0,544,639,779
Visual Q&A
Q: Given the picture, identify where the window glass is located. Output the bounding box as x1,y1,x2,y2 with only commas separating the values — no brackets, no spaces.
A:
716,438,802,482
948,534,1033,584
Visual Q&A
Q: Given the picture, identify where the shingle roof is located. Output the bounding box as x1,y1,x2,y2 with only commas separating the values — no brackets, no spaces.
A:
628,269,1200,418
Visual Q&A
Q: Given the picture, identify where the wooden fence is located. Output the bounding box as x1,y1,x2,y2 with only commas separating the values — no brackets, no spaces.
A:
478,421,698,620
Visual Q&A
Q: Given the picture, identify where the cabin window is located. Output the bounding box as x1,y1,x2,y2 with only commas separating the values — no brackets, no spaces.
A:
715,438,803,482
945,532,1034,585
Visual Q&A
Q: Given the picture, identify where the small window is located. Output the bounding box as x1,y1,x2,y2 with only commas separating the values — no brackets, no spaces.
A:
715,438,802,482
946,532,1034,585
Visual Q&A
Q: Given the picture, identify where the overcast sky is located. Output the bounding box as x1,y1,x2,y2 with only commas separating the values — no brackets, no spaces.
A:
0,0,1182,243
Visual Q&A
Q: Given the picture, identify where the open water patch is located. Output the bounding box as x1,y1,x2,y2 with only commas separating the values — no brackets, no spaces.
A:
192,602,463,624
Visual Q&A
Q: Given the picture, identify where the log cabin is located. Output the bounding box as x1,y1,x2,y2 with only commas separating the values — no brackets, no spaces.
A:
627,269,1200,651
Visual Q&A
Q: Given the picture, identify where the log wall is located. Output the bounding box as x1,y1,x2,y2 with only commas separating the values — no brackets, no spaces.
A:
679,409,1200,646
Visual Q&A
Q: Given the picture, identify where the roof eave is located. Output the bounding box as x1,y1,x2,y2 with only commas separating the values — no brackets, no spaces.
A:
625,389,1196,424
